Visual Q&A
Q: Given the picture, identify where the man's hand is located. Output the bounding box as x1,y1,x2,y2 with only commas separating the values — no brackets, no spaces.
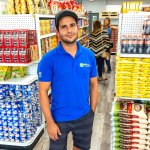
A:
47,122,62,141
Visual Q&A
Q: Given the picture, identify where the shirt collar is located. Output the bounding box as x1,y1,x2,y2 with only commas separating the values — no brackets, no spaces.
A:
57,41,83,56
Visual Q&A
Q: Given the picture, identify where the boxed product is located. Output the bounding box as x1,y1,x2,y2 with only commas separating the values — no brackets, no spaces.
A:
19,48,31,63
12,30,19,48
3,48,11,63
11,48,19,63
30,45,39,61
19,30,29,48
3,30,11,47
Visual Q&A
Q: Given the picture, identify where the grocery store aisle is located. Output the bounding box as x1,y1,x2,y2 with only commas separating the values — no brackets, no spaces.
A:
34,56,116,150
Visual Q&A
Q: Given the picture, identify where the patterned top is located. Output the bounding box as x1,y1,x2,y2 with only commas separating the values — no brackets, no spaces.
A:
89,29,110,57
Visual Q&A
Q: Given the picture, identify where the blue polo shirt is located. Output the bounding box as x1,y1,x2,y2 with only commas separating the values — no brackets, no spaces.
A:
37,42,97,122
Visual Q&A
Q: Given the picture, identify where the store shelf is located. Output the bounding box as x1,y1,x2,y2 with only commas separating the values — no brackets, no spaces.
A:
80,25,89,28
0,75,37,85
117,97,150,101
100,16,119,19
77,34,88,41
0,125,44,149
36,14,55,18
40,32,56,39
120,53,150,58
0,60,38,66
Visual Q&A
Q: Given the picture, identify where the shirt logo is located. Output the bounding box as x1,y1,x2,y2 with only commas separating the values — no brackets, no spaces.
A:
38,72,42,78
80,63,90,68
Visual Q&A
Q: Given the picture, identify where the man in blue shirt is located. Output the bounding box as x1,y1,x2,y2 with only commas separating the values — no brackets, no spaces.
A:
38,10,98,150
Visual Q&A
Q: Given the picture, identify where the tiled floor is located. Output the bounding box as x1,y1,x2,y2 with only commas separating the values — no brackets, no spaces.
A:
34,56,116,150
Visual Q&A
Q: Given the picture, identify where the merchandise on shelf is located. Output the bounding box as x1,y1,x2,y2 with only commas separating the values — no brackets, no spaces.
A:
40,19,55,35
0,66,27,81
142,6,150,12
0,29,38,63
41,35,57,56
121,1,143,13
7,0,50,14
79,36,88,47
116,56,150,99
121,34,150,55
0,80,42,143
110,28,118,53
78,28,88,39
111,99,150,150
48,0,86,16
101,12,118,17
78,18,89,27
0,67,12,81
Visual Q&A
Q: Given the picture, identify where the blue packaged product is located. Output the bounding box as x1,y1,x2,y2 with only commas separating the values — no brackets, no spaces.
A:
7,116,13,122
8,126,14,132
9,84,16,98
21,85,28,90
15,85,22,98
0,131,3,140
20,137,26,142
5,85,9,97
14,134,20,142
13,122,19,127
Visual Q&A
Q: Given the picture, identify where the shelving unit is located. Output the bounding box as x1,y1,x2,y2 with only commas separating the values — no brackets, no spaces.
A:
0,75,37,85
0,14,44,150
0,125,44,150
0,60,38,66
40,32,56,39
111,12,150,150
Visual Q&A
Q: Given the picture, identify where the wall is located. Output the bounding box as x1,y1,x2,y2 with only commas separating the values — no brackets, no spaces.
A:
82,0,106,13
106,0,150,5
83,0,150,13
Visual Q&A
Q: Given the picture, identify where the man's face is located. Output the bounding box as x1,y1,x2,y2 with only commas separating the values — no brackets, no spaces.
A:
57,16,79,44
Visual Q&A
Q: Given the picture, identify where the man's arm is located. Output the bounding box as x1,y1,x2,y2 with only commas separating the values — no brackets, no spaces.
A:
90,77,98,112
38,82,61,141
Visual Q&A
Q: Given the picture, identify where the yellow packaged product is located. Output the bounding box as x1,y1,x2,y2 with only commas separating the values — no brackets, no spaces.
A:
8,0,16,14
15,0,21,14
11,67,27,78
26,0,35,14
0,66,12,81
21,0,27,14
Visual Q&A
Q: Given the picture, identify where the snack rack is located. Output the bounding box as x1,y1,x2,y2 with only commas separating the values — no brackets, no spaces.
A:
111,12,150,150
0,14,44,150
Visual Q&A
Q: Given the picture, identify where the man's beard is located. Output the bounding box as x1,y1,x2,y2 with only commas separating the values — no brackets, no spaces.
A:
60,34,78,44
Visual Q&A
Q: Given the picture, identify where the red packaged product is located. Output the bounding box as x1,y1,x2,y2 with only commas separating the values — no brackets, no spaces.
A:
0,30,4,48
3,48,11,63
19,30,29,48
19,48,31,63
11,48,19,63
3,30,11,48
12,30,19,48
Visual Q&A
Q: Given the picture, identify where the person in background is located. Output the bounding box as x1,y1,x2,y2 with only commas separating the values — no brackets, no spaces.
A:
103,17,118,73
38,10,98,150
89,20,111,81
